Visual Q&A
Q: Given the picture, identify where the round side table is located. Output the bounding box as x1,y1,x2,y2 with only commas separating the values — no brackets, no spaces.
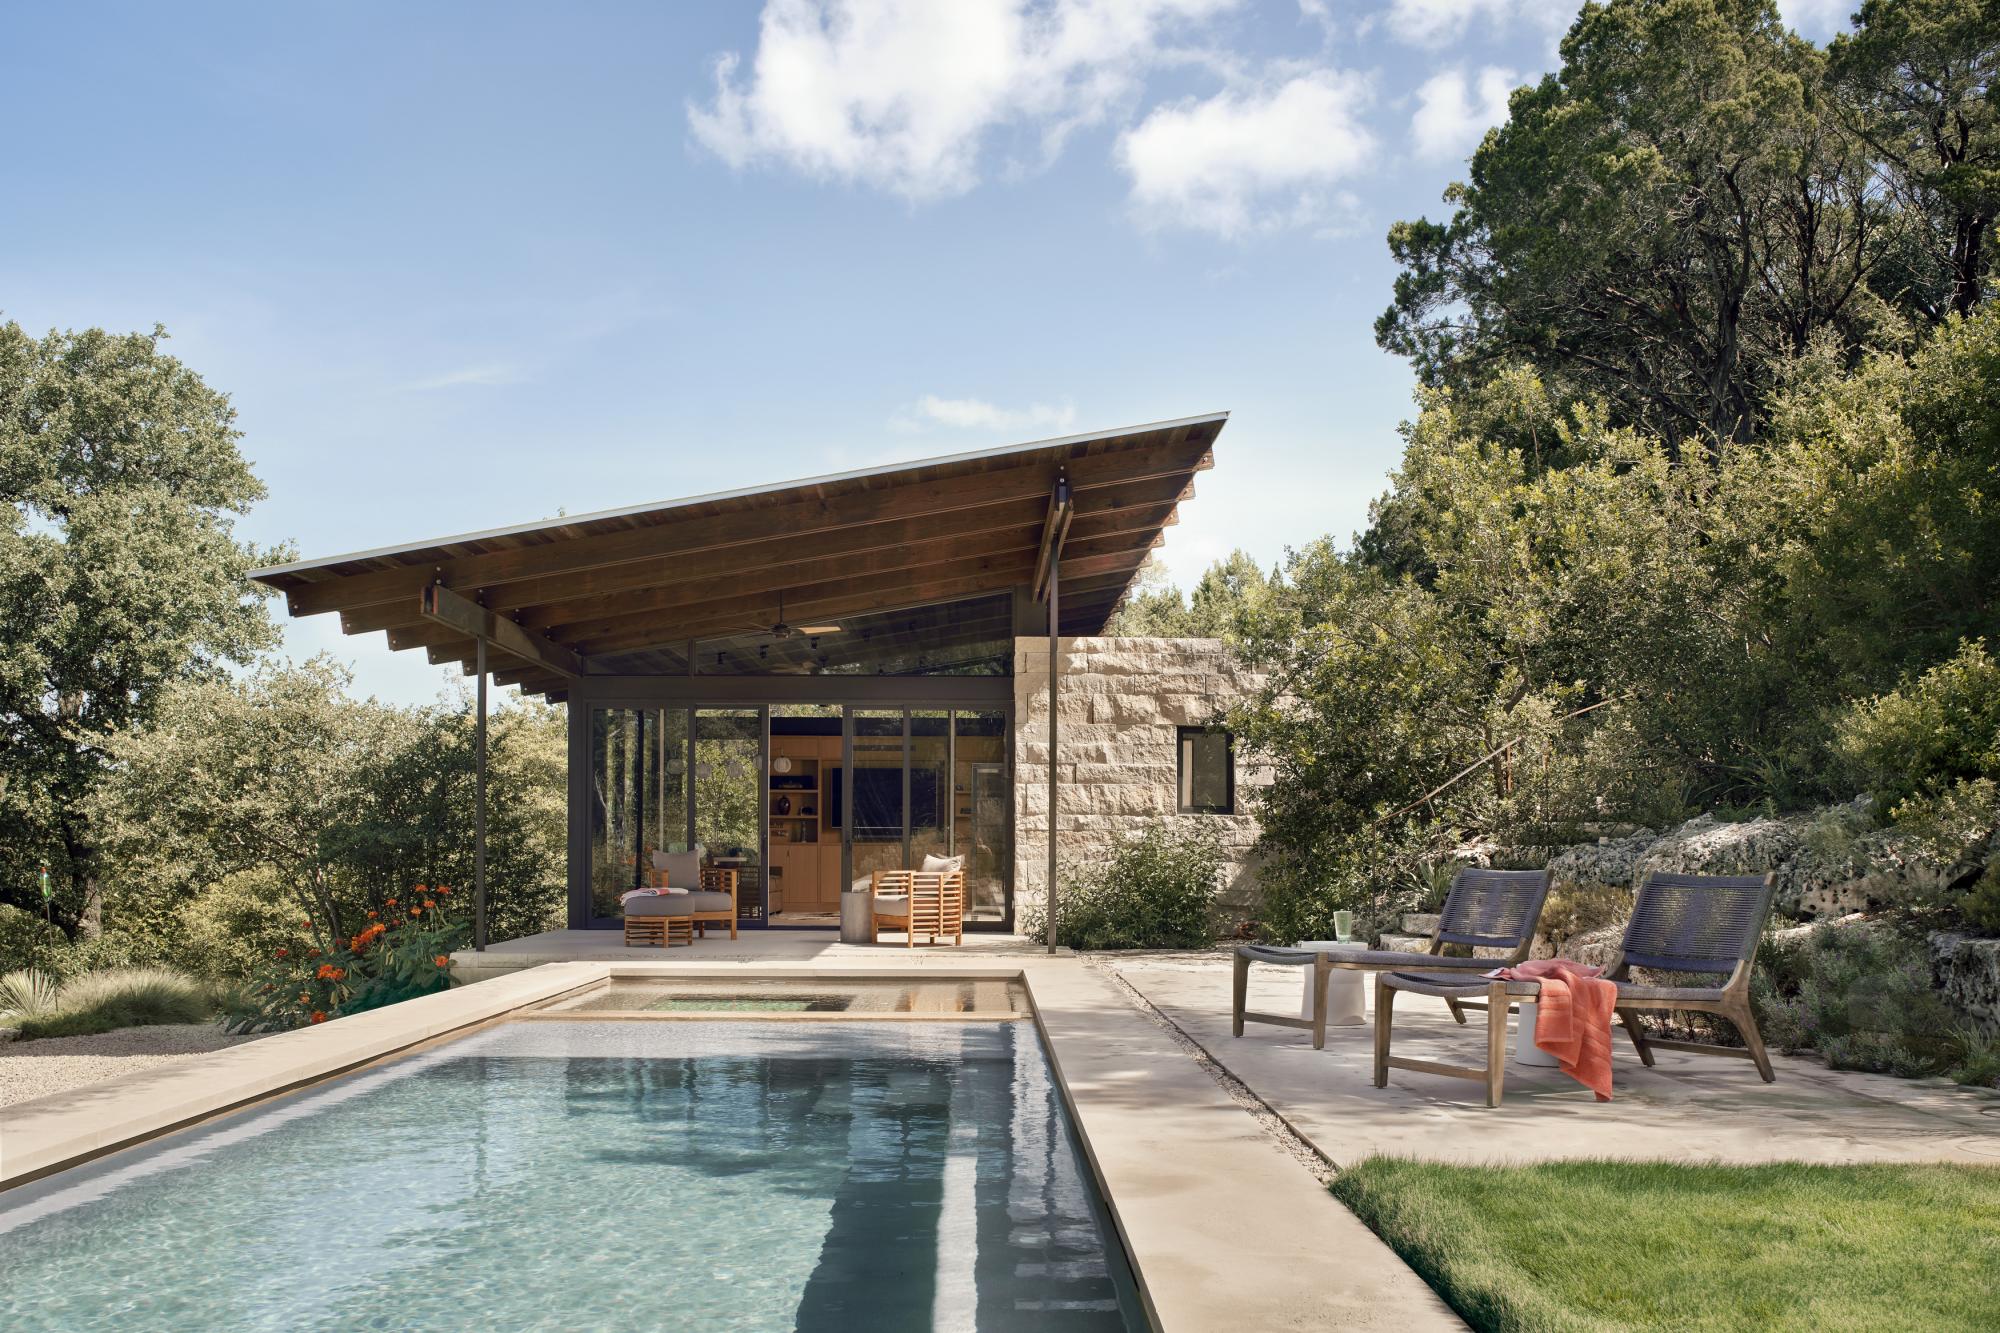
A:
1294,939,1369,1027
1512,1000,1562,1066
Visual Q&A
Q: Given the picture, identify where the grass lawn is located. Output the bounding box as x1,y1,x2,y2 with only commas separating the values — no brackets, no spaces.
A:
1331,1157,2000,1332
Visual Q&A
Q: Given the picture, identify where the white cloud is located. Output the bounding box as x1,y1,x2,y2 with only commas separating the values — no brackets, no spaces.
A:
893,394,1079,433
1117,69,1375,238
687,0,1238,200
1381,0,1572,49
1411,66,1515,162
1777,0,1853,39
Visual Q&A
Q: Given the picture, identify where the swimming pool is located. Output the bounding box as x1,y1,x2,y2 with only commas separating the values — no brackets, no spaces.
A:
0,1020,1143,1331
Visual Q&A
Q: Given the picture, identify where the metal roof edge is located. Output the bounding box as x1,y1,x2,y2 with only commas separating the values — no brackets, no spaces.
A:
249,411,1230,581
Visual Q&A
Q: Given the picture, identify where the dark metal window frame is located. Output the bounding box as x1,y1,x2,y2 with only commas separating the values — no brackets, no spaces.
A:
1175,726,1235,815
568,674,1013,933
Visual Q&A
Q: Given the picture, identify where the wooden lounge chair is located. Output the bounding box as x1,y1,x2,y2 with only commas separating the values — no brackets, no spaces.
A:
622,865,739,947
869,869,965,947
1373,871,1778,1106
1233,868,1552,1049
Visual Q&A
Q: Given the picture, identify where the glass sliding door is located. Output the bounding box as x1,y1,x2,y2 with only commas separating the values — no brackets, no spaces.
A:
846,709,906,889
694,709,765,922
954,710,1011,924
909,711,951,867
588,707,690,922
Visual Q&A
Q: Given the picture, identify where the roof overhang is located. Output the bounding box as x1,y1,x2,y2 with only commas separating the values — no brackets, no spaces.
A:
251,412,1226,699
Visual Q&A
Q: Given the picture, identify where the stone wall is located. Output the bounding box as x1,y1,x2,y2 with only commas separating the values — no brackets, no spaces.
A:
1012,636,1267,925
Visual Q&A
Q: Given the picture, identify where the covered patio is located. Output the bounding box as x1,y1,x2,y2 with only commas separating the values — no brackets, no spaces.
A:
250,413,1225,949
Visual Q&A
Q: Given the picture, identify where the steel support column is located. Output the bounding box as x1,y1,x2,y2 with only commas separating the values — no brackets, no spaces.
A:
1046,564,1059,954
475,636,489,951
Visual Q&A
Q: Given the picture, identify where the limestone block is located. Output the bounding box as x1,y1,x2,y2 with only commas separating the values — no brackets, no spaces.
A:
1931,933,2000,1025
1548,830,1657,892
1639,813,1800,881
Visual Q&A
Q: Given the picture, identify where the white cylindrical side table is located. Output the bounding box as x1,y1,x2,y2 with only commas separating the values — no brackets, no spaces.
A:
1513,1000,1561,1066
1294,940,1369,1026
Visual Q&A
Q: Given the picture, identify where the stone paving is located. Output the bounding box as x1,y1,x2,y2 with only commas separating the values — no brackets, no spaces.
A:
1115,954,2000,1168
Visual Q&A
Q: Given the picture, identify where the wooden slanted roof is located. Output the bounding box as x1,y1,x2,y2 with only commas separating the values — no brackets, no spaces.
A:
250,412,1226,699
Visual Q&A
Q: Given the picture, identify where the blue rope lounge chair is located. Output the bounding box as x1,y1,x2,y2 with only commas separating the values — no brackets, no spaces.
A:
1373,871,1778,1107
1232,868,1552,1050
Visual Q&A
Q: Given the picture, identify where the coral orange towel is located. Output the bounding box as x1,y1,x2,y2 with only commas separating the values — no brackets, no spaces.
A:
1494,959,1618,1101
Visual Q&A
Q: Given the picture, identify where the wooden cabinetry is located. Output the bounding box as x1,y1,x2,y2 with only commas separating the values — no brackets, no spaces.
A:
770,732,846,915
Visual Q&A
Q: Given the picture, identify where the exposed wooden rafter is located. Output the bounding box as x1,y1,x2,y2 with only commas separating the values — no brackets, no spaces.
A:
417,583,584,680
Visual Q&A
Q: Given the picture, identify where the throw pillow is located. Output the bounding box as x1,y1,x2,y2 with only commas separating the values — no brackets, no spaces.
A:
659,849,703,889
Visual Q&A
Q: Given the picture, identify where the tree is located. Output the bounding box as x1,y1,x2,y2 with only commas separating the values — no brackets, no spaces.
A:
0,323,278,935
91,660,567,954
1378,0,1888,455
1832,0,2000,320
1105,550,1273,638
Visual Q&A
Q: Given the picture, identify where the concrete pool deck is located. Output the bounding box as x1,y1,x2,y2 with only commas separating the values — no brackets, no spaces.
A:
1114,954,2000,1168
0,949,1461,1333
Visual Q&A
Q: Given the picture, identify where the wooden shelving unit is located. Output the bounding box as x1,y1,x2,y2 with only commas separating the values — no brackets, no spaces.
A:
768,736,843,915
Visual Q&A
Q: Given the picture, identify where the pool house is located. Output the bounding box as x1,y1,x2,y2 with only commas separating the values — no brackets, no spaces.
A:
249,413,1245,946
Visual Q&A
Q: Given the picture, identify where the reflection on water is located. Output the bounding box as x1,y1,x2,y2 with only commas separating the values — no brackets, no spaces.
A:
0,1021,1137,1332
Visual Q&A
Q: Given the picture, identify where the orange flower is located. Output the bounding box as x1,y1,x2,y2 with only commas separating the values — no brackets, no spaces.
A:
410,907,421,918
421,899,435,910
302,918,312,929
306,946,320,958
316,964,346,981
385,898,398,907
298,992,311,1004
309,1011,327,1025
438,886,452,896
414,884,427,893
433,955,450,968
367,910,379,920
274,947,288,958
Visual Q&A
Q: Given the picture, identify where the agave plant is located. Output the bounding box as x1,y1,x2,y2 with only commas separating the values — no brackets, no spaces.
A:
0,969,61,1021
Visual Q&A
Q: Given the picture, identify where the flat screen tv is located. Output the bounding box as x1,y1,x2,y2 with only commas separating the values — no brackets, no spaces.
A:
829,767,940,838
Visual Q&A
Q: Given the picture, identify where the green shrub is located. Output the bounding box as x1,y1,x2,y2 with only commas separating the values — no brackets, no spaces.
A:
173,870,310,983
11,966,214,1039
1834,640,2000,811
1755,924,1996,1086
1026,821,1223,951
222,887,465,1032
1537,882,1633,954
0,905,71,976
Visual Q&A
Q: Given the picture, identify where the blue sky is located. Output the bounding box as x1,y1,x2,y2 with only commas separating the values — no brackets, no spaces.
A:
1,0,1849,705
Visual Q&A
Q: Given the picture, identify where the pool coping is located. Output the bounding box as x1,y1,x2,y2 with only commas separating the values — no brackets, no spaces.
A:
0,957,1460,1332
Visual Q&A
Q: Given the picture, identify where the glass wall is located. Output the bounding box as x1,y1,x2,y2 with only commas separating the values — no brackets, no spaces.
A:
694,709,765,921
953,711,1011,923
588,707,690,921
909,711,951,866
584,699,1012,929
847,710,906,888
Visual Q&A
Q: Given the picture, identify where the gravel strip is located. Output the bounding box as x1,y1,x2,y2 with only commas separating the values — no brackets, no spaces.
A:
0,1024,265,1108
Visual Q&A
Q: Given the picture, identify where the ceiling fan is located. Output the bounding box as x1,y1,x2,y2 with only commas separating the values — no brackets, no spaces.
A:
753,591,841,641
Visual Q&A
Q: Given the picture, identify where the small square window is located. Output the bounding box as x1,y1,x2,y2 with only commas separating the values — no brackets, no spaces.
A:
1177,727,1234,814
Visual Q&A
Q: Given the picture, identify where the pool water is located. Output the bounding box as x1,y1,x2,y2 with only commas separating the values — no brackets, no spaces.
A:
0,1021,1140,1332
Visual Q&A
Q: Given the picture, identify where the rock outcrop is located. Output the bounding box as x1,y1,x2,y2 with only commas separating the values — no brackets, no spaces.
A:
1535,802,1947,924
1931,933,2000,1025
